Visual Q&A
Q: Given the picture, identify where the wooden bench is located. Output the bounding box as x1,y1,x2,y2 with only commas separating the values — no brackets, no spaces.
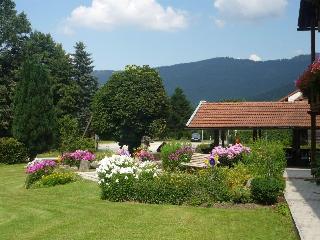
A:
181,153,210,168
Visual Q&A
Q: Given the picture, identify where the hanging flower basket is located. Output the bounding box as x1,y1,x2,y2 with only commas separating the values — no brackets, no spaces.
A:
296,59,320,111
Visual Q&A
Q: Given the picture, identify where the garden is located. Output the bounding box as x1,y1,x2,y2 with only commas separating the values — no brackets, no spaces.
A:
0,139,298,240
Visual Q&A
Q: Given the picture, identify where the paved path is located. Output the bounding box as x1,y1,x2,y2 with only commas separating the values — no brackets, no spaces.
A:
77,171,99,182
98,141,203,153
284,168,320,240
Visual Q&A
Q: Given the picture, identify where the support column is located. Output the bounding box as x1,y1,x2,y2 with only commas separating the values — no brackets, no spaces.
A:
213,129,219,147
292,129,301,166
253,129,258,141
311,113,317,175
221,130,226,147
258,129,262,139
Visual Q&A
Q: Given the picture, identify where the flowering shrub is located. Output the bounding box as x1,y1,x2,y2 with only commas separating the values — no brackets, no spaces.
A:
134,147,155,162
37,171,77,187
161,143,194,171
117,146,131,157
296,58,320,96
61,150,95,168
210,144,250,167
25,159,56,188
97,155,160,201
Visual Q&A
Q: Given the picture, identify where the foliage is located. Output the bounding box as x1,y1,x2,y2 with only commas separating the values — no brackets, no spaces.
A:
134,172,198,205
92,65,169,152
0,0,31,136
25,159,56,188
160,142,193,170
296,58,320,96
0,137,28,164
167,88,193,139
251,177,285,205
275,203,291,217
12,58,57,156
195,143,211,154
134,147,155,162
72,42,98,132
97,155,160,201
36,171,77,187
24,31,79,119
61,150,95,168
210,144,250,167
243,140,286,179
222,163,253,203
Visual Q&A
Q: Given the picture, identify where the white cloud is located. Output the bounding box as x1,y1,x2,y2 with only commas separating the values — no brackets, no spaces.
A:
64,0,187,33
214,18,225,28
249,54,262,61
213,0,288,21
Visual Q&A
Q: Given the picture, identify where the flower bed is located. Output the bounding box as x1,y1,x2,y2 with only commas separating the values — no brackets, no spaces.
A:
25,158,77,188
208,144,250,167
61,150,95,168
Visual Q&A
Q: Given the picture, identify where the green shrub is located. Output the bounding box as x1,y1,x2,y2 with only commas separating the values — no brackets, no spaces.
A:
222,163,253,203
251,177,285,205
58,116,95,152
37,171,77,187
134,172,197,205
243,140,286,179
197,169,232,203
160,142,182,168
195,143,212,154
0,138,28,164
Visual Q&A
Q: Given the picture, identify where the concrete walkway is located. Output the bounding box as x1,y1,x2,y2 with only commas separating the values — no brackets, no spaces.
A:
284,168,320,240
77,171,99,182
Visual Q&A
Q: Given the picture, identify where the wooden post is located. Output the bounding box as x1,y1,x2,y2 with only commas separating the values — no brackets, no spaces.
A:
258,129,262,139
311,112,317,175
311,21,316,62
310,21,317,175
253,129,258,141
292,129,301,166
214,129,219,146
221,130,226,147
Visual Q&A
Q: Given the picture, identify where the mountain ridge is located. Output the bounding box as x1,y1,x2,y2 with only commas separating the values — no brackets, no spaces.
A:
93,55,311,105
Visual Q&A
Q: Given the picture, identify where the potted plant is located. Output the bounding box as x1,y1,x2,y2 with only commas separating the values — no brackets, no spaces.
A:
296,59,320,111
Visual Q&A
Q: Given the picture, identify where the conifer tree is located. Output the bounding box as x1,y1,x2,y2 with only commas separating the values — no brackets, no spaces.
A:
0,0,31,136
72,42,98,132
167,87,193,139
12,58,57,157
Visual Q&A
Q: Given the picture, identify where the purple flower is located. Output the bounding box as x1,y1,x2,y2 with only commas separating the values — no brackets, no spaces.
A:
26,159,56,174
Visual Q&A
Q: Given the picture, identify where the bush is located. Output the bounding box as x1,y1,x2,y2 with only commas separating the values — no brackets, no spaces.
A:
243,140,286,179
197,168,232,203
37,171,77,187
134,172,198,205
250,177,285,205
223,163,253,203
0,138,28,164
161,142,193,171
195,143,212,154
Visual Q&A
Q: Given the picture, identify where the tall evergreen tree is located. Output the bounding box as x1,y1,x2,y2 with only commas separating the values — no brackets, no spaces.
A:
72,42,98,132
167,87,193,139
24,32,80,119
0,0,31,136
12,58,57,157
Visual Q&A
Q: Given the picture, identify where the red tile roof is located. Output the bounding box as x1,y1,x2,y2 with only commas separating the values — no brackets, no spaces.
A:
187,101,319,129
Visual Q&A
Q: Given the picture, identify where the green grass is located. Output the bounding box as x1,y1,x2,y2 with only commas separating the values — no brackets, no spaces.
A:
36,150,60,158
0,164,298,240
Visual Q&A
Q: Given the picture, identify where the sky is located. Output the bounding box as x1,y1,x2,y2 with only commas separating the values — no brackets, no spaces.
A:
14,0,318,70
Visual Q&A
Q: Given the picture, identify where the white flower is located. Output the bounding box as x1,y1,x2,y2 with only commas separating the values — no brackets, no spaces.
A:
124,176,128,180
115,179,119,183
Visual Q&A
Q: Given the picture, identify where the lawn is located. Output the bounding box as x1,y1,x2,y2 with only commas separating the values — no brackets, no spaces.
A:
0,164,298,240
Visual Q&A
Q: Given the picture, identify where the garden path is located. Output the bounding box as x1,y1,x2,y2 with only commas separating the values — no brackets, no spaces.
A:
284,168,320,240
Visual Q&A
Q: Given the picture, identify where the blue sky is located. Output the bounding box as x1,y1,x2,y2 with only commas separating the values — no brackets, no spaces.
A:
15,0,317,70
